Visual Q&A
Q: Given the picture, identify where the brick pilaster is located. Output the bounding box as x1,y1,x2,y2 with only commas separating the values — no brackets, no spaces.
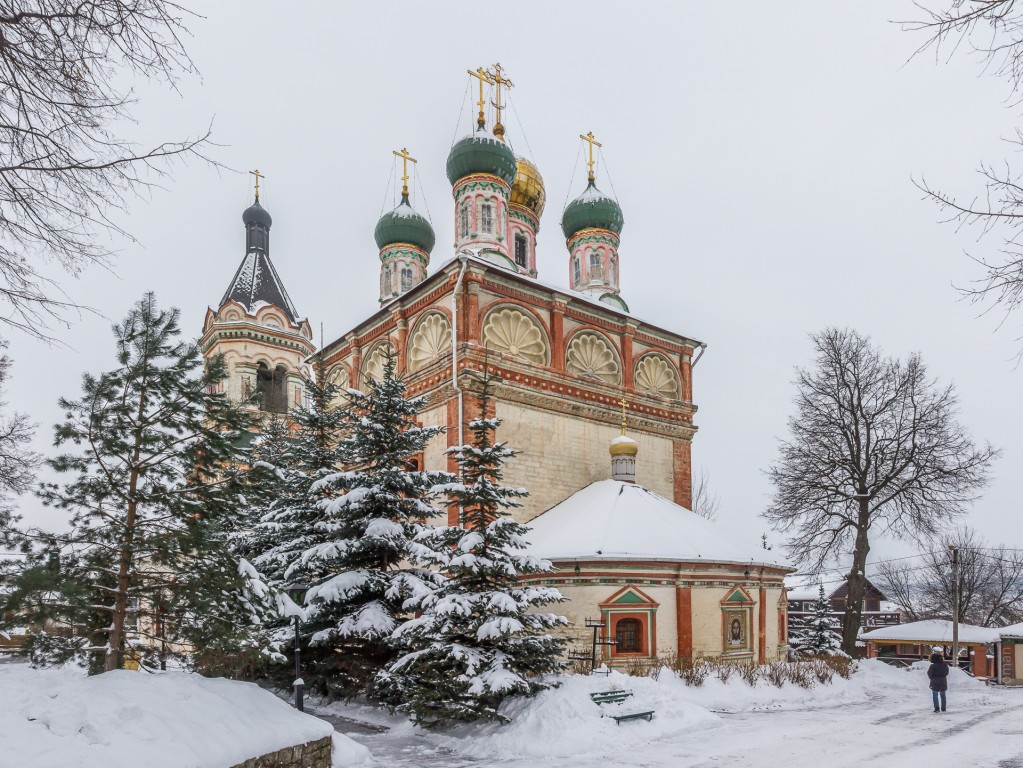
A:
672,440,693,509
676,586,693,659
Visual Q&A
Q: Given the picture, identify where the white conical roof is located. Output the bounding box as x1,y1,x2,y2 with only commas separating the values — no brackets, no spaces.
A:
523,479,787,569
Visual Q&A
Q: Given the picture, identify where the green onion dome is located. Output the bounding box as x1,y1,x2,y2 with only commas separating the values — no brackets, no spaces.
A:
561,181,624,239
445,127,518,187
374,194,436,253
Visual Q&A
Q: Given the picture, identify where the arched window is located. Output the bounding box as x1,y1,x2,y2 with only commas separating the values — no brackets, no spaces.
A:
480,203,493,234
255,361,272,407
616,618,642,653
514,233,527,268
400,266,413,292
573,256,581,284
609,256,617,285
257,362,288,414
588,250,602,279
459,201,470,237
381,265,391,296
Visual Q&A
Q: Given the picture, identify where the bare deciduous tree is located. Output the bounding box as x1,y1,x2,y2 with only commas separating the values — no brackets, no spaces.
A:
904,2,1023,351
0,1,214,339
764,328,998,655
690,468,720,521
877,527,1023,627
0,341,36,540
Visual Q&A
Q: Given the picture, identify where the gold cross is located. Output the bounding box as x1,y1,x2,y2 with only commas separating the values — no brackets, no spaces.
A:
488,63,513,140
468,67,495,129
619,396,628,436
392,147,417,198
249,169,264,201
580,132,602,183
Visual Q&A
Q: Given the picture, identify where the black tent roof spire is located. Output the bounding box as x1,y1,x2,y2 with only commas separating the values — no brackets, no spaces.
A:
219,179,300,323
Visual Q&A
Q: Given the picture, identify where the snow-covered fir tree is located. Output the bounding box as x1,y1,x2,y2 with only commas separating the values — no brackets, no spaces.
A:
377,374,567,727
7,294,266,673
246,358,351,691
793,584,843,657
286,352,453,698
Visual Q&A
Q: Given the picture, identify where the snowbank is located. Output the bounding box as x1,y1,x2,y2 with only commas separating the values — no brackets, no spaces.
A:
0,665,370,768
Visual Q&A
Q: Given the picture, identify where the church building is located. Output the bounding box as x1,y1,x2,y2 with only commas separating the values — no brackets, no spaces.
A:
201,66,791,665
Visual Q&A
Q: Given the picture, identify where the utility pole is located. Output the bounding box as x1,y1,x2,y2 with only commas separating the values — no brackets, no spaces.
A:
950,544,960,669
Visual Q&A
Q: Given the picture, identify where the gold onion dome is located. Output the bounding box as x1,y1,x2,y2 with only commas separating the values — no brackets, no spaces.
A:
609,435,639,457
510,156,546,218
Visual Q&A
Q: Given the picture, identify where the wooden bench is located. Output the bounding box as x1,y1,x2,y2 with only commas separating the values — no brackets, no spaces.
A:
589,689,634,705
610,710,655,725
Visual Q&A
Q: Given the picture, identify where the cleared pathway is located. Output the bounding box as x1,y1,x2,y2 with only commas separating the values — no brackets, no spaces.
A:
324,684,1023,768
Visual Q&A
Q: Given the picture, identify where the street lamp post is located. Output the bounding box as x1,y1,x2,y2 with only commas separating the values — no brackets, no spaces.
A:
288,585,309,712
950,545,960,669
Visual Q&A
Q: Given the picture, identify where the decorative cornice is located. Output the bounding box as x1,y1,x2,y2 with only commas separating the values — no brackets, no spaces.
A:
568,228,620,250
453,174,511,201
201,321,316,355
508,204,539,230
379,243,430,266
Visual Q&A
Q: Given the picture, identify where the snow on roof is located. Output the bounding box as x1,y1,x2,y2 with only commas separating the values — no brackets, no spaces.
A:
785,583,823,601
998,622,1023,639
523,479,788,569
860,620,1002,645
220,250,301,323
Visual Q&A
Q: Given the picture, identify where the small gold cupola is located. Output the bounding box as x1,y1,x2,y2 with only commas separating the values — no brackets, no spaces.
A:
610,397,638,482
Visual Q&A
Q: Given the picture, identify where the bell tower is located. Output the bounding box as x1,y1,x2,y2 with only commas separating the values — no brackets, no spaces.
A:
200,171,315,415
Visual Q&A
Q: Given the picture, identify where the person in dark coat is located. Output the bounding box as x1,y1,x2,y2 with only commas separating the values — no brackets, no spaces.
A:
928,652,950,712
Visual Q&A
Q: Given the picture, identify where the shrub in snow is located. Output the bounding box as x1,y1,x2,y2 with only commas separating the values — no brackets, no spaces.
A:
285,352,454,699
3,294,269,673
376,375,567,727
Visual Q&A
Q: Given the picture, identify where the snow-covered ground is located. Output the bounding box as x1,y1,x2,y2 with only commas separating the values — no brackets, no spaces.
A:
0,664,369,768
319,661,1023,767
6,660,1021,768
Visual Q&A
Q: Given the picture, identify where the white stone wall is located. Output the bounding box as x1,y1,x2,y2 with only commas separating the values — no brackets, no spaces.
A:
495,401,674,521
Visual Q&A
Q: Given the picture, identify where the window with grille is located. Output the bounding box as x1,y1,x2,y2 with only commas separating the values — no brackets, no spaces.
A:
616,618,641,653
401,267,413,292
481,203,493,234
573,257,581,284
460,202,470,236
514,233,527,267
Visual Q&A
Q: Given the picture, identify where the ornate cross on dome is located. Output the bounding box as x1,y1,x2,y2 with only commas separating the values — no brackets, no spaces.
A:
392,147,417,198
468,67,495,129
580,132,602,183
619,396,629,436
249,168,264,201
488,63,513,141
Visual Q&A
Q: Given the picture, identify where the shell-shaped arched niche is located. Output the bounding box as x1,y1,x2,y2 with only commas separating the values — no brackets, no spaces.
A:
362,342,395,388
326,364,350,404
566,332,621,384
409,313,452,371
634,353,681,399
482,307,548,365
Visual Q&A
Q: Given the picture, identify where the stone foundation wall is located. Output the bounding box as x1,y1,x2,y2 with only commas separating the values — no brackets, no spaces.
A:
229,736,332,768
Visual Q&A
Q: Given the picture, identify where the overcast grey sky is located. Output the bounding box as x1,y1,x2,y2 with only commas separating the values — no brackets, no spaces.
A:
6,2,1020,562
